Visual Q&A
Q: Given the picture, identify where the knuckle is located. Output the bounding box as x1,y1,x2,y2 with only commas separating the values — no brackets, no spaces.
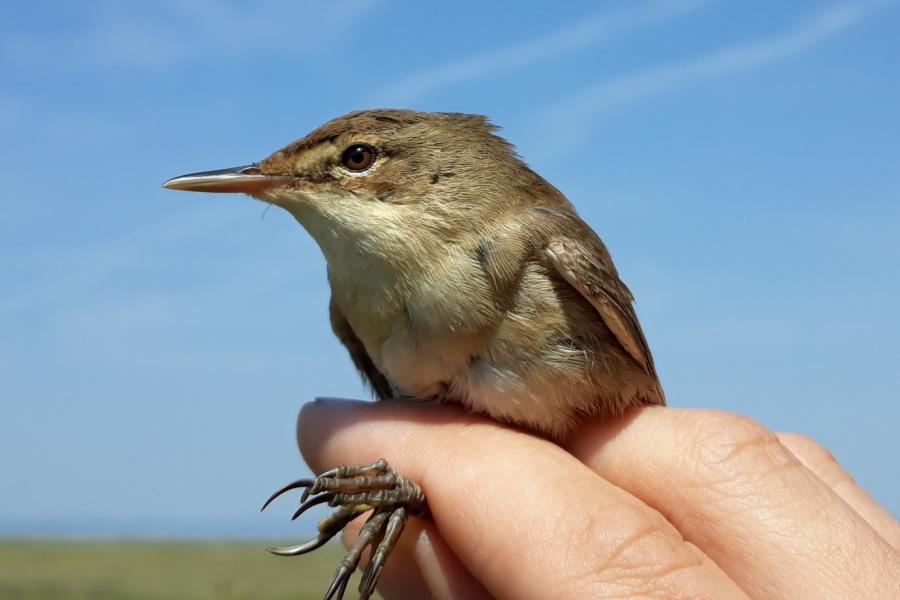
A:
781,432,856,488
683,410,795,483
782,432,839,464
556,502,702,598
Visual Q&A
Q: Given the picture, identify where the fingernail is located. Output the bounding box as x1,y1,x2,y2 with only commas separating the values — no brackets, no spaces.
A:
313,396,364,403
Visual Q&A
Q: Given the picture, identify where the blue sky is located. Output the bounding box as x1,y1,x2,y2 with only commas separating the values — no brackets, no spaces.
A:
1,0,898,537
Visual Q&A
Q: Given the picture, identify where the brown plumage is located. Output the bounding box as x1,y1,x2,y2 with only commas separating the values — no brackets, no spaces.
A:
164,108,665,598
168,109,663,436
272,110,662,434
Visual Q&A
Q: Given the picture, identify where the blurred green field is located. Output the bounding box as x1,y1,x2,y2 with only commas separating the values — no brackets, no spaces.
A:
0,539,380,599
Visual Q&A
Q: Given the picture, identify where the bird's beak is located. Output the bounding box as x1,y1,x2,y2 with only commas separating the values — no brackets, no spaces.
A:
162,165,293,194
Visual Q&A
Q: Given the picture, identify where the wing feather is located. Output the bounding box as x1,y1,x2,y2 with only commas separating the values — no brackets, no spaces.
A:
533,208,659,380
329,298,395,400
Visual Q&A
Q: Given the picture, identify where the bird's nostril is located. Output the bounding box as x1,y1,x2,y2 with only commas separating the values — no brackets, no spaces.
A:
239,165,262,175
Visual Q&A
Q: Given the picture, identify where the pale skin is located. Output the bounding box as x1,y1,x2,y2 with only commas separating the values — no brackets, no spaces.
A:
298,399,900,600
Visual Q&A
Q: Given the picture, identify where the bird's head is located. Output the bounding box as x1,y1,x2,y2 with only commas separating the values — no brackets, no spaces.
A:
164,109,566,272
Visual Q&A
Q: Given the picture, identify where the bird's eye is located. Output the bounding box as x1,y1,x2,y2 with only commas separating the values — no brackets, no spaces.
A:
341,144,376,171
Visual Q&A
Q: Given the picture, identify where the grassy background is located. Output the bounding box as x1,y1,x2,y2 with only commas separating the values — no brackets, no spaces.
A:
0,539,381,599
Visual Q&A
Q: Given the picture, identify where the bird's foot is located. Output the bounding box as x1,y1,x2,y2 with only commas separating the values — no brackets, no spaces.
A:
262,459,427,600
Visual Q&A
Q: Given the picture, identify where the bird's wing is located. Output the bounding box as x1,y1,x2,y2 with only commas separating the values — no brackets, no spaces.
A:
329,298,395,400
534,208,658,379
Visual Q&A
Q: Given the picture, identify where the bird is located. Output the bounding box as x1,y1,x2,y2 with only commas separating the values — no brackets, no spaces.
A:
163,109,664,599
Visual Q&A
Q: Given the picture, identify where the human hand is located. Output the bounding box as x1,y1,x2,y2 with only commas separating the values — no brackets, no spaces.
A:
297,399,900,599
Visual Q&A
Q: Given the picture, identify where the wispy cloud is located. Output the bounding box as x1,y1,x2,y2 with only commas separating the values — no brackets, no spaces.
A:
542,0,897,151
1,0,377,69
374,0,715,104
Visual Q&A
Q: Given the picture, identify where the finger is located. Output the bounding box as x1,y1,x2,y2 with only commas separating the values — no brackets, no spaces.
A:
343,515,492,600
298,399,748,600
566,407,900,600
777,432,900,550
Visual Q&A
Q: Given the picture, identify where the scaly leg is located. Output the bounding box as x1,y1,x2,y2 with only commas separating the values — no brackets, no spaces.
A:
262,459,427,599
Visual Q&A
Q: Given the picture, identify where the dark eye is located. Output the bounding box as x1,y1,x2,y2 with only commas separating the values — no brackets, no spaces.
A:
341,144,376,171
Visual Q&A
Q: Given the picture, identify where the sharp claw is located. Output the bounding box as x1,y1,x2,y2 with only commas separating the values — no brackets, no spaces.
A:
266,461,418,599
292,492,335,521
261,478,314,511
267,534,330,556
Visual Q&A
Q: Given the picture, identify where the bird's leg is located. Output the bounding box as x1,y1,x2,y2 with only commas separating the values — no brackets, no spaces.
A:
358,506,407,599
262,459,427,600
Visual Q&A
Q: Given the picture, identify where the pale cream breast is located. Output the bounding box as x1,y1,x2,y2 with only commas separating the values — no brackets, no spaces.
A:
359,244,497,395
291,196,651,437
